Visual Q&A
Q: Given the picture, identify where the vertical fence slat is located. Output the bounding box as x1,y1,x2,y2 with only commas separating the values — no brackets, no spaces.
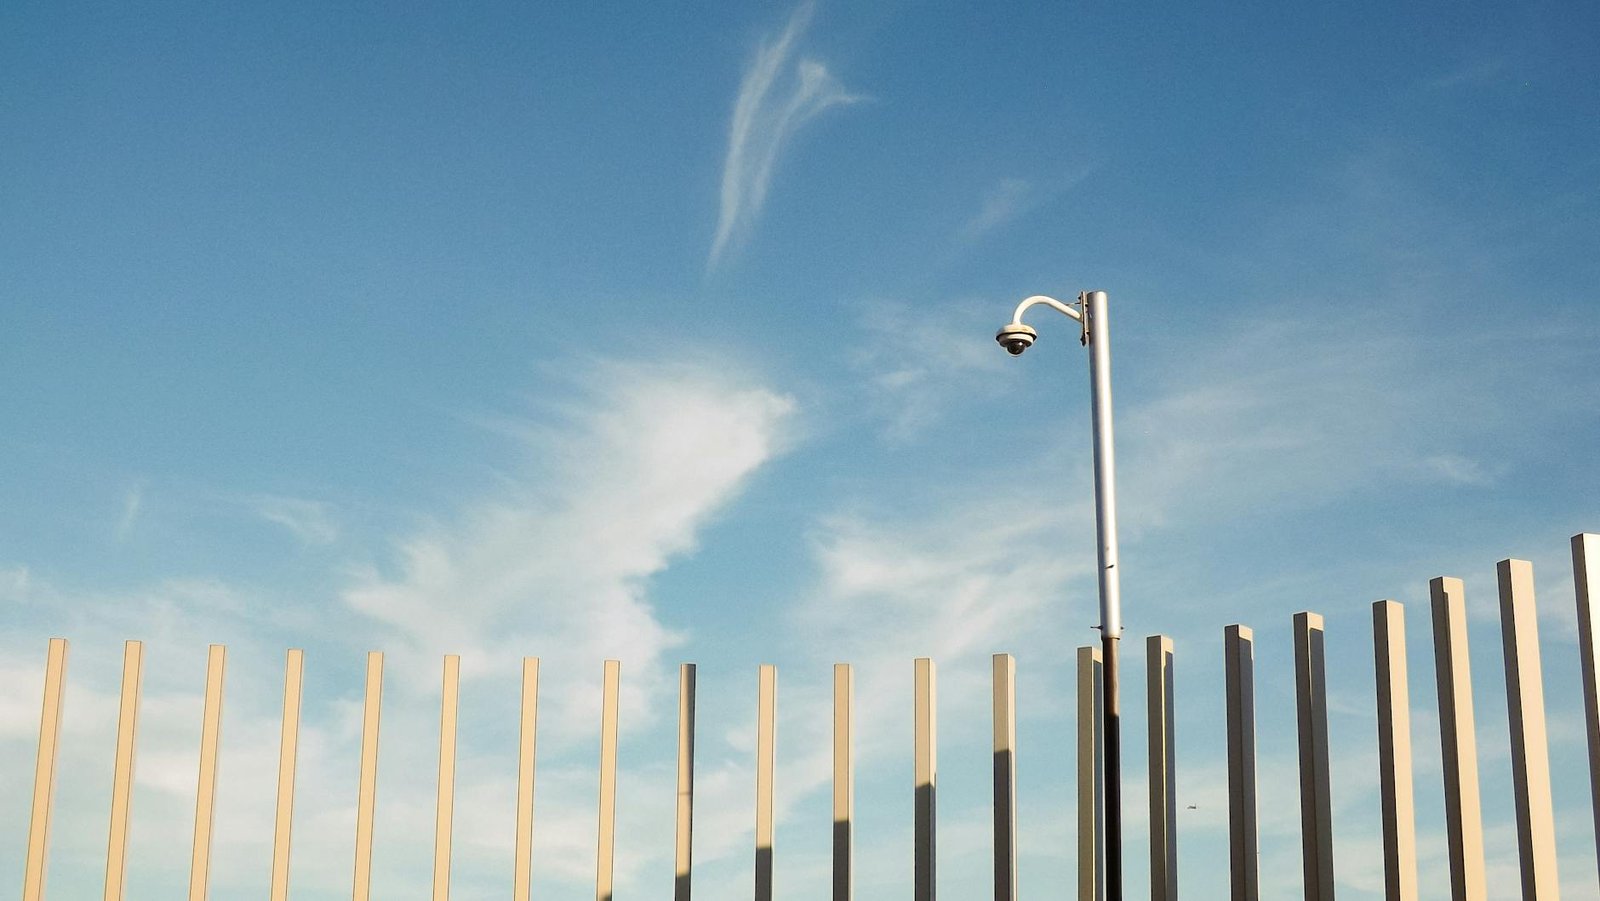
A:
188,644,227,901
1224,625,1258,901
270,648,304,901
1293,613,1333,901
433,654,460,901
596,659,620,901
992,653,1017,901
513,657,540,901
353,651,384,901
23,637,69,901
914,657,937,901
833,663,853,901
1374,602,1419,901
1431,577,1486,901
1573,534,1600,875
1147,636,1177,901
1077,646,1103,901
755,664,777,901
674,663,695,901
1499,559,1560,899
103,639,144,901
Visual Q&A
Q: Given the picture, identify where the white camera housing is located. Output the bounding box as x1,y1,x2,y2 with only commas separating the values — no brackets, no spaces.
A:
995,323,1038,355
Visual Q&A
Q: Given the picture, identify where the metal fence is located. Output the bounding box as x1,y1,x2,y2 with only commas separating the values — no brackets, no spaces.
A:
16,533,1600,900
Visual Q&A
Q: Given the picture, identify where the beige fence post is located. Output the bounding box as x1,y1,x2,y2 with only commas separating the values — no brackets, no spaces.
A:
1077,646,1103,901
915,657,937,901
1430,577,1486,901
513,657,540,901
23,637,68,901
1147,636,1177,901
189,644,227,901
993,653,1017,901
756,664,777,901
674,663,696,901
433,655,461,901
596,659,620,901
1499,559,1560,899
1572,533,1600,872
1224,625,1258,901
353,651,384,901
1293,613,1333,901
1374,602,1419,901
103,640,144,901
270,649,304,901
834,663,854,901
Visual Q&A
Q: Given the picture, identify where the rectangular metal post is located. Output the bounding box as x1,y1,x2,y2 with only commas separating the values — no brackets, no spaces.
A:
674,663,696,901
353,651,384,901
834,663,854,901
993,653,1017,901
513,657,540,901
1374,602,1419,901
1147,636,1177,901
1078,646,1103,901
914,658,937,901
596,659,620,901
103,640,144,901
189,644,227,901
1498,559,1560,899
1572,533,1600,875
23,637,68,901
270,649,304,901
1293,613,1333,901
1224,625,1258,901
1431,577,1486,901
433,655,460,901
756,664,777,901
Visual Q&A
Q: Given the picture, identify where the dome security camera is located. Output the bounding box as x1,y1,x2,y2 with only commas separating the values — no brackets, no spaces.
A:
995,322,1037,356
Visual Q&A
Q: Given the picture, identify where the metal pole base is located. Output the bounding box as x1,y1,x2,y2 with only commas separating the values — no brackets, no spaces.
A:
1104,633,1123,901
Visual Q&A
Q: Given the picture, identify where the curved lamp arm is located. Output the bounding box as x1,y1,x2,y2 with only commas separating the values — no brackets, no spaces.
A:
1009,294,1082,325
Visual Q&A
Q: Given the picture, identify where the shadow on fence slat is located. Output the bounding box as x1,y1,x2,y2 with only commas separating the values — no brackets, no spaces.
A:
1147,636,1176,901
1577,535,1600,882
1294,612,1334,901
1375,600,1419,901
1432,577,1487,901
1499,559,1561,899
833,662,853,901
992,653,1017,901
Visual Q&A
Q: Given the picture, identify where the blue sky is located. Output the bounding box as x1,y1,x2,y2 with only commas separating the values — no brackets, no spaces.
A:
2,0,1598,898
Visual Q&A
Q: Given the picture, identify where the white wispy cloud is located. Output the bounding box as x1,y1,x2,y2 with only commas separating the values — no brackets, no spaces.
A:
1416,452,1494,486
852,300,1009,441
1115,312,1532,533
961,177,1034,240
344,361,795,739
245,494,341,545
957,167,1095,243
114,480,146,542
709,2,862,269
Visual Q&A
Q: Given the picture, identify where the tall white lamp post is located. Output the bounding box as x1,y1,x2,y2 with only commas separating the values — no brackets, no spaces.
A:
996,290,1124,900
